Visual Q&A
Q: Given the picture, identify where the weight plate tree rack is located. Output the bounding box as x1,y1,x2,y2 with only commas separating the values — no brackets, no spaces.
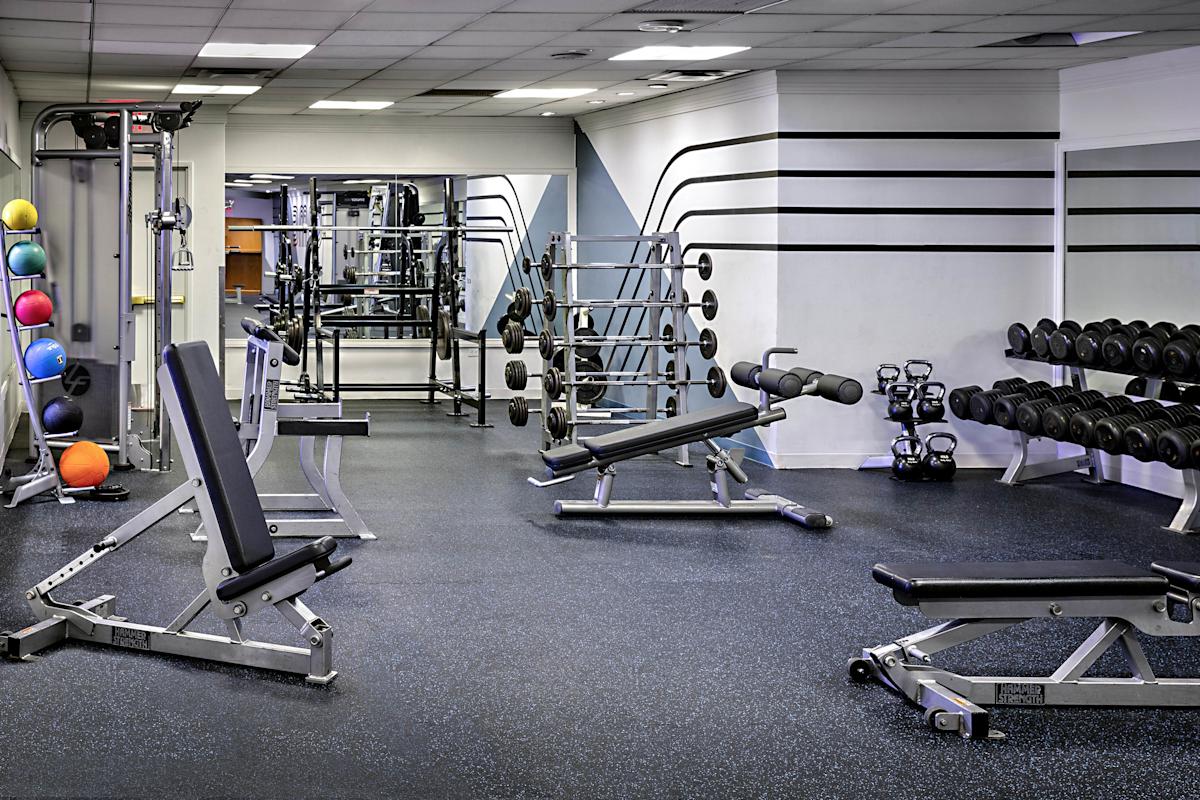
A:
1004,348,1200,533
232,177,511,419
1,215,74,505
28,101,197,474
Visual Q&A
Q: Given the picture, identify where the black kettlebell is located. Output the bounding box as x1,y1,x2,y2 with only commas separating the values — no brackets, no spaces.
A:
903,359,933,384
922,432,958,481
876,363,900,393
915,381,946,422
891,435,925,481
886,382,916,421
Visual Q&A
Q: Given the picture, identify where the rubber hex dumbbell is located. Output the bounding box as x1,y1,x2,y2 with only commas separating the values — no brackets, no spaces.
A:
948,385,982,420
1156,423,1200,469
1038,390,1107,441
1103,321,1167,369
1125,377,1184,401
1067,395,1136,445
1124,405,1200,462
1016,389,1103,438
1074,319,1123,365
1160,325,1200,377
1050,320,1116,362
1131,325,1179,372
1091,400,1165,454
1031,320,1081,358
994,385,1076,430
969,380,1050,425
507,397,572,439
1008,318,1056,356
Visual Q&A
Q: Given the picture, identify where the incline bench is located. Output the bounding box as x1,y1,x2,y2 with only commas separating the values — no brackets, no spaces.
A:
851,559,1200,739
534,347,863,527
5,341,352,683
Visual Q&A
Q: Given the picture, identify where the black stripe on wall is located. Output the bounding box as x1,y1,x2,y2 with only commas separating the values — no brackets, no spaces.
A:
1068,170,1200,178
680,242,1054,254
674,206,1052,227
1068,244,1200,252
1069,207,1200,215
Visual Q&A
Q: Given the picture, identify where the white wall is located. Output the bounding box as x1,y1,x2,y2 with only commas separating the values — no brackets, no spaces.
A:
0,64,20,462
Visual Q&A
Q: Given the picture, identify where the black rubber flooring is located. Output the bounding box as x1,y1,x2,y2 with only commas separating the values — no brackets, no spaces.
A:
2,400,1199,799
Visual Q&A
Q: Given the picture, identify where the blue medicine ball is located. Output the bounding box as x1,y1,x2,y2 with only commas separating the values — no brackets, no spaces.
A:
41,396,83,435
7,240,46,276
24,338,66,379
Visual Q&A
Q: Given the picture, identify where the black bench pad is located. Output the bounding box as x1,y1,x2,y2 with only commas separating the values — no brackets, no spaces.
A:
278,418,369,437
874,560,1166,604
581,402,759,460
1152,562,1200,592
543,443,592,470
216,536,339,602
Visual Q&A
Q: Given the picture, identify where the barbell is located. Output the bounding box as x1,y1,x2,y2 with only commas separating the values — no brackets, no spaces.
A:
505,325,718,361
541,288,717,322
508,397,572,439
522,251,714,284
543,363,727,400
343,244,411,260
273,315,304,353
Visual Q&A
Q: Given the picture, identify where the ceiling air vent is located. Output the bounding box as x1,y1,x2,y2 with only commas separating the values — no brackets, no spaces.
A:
416,89,503,98
630,0,783,12
551,50,592,60
184,67,276,80
642,69,748,82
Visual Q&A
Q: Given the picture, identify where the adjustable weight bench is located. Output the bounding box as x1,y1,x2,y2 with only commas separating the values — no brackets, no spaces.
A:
852,559,1200,739
535,347,863,527
5,341,351,683
187,317,373,541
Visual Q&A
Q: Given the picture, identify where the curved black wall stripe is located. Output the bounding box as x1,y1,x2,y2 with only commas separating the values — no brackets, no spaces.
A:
466,191,547,324
680,242,1053,254
673,206,1052,228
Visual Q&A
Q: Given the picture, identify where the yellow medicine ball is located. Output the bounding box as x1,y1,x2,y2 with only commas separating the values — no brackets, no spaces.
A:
1,199,38,231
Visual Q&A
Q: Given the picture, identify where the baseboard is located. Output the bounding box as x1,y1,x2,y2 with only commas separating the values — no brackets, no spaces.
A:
768,452,1019,470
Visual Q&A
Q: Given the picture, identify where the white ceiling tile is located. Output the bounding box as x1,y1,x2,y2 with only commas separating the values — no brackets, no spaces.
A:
881,31,1024,46
0,36,89,53
463,13,612,32
93,3,225,26
267,78,359,87
281,67,379,78
944,15,1119,32
219,9,357,29
232,0,372,9
0,1,93,22
1026,0,1181,11
413,44,533,58
1100,13,1200,27
93,24,212,42
501,0,638,10
896,0,1045,11
340,12,480,30
762,0,913,11
823,14,994,32
93,40,203,56
361,0,506,10
206,27,329,45
428,30,558,46
0,20,88,39
310,44,420,58
323,30,446,46
701,14,862,32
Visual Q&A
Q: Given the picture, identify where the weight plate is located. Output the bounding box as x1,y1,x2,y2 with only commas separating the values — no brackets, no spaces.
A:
707,366,727,398
701,289,718,321
575,359,607,406
697,252,713,281
539,253,554,284
436,310,453,360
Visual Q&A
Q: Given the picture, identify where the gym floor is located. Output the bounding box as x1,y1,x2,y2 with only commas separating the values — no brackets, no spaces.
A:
2,401,1198,799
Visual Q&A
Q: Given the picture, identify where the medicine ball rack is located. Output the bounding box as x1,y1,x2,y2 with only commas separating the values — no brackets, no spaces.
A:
232,177,511,425
504,230,720,465
859,360,956,480
0,218,76,506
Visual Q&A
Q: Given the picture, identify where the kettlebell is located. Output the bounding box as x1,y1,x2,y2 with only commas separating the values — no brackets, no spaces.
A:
922,432,958,481
876,363,900,393
891,435,925,481
886,382,916,421
903,359,933,383
915,381,946,422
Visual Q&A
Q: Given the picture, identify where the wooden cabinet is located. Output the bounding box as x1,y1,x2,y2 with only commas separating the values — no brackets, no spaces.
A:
225,217,263,294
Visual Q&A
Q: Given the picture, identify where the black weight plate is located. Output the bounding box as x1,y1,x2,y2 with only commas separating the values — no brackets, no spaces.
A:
436,310,452,360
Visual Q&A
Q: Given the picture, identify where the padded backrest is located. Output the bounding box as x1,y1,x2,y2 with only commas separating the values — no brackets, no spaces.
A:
164,341,276,573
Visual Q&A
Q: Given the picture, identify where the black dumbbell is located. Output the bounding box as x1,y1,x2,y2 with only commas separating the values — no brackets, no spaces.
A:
1125,377,1184,401
1125,406,1200,462
1160,325,1200,377
1050,320,1115,362
949,385,981,420
1040,390,1107,440
1016,389,1104,438
970,381,1050,425
876,363,901,393
1075,319,1123,366
507,397,572,439
914,382,945,422
994,385,1076,430
1031,320,1081,358
1007,319,1055,356
1091,400,1165,454
1183,385,1200,405
1104,321,1170,369
1156,423,1200,469
1131,326,1178,372
1067,396,1135,445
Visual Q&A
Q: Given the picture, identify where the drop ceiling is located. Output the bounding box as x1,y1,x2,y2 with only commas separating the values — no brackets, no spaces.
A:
3,0,1200,117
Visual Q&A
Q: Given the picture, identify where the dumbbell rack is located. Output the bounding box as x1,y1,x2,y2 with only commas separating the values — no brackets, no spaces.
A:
1003,349,1200,532
534,231,690,465
858,363,949,472
0,221,74,507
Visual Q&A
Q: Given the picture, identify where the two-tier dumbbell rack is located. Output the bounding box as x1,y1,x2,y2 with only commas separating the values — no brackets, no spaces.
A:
1001,348,1200,533
0,220,75,507
859,360,951,472
510,230,703,466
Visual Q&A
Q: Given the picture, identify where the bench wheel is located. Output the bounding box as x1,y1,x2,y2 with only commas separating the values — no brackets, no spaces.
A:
847,658,873,684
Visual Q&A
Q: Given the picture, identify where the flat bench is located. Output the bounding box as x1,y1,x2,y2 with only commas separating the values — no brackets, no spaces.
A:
874,560,1169,604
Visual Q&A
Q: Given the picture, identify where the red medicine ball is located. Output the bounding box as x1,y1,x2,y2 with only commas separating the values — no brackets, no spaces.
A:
13,289,53,326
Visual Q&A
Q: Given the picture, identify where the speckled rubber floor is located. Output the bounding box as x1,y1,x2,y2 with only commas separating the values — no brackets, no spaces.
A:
2,401,1198,799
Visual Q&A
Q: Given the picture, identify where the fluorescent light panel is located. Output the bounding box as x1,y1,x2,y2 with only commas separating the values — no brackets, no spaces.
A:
199,42,314,59
1072,31,1142,45
173,83,259,95
494,88,596,99
250,174,294,180
610,46,749,61
310,100,393,110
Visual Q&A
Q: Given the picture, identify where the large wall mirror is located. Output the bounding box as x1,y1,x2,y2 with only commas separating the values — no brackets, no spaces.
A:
1064,140,1200,395
222,172,567,348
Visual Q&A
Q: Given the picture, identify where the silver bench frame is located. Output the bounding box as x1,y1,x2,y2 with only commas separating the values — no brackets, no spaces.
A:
6,360,341,683
853,570,1200,740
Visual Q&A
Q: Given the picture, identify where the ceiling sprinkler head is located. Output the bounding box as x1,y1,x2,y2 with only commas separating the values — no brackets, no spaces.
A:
638,20,686,33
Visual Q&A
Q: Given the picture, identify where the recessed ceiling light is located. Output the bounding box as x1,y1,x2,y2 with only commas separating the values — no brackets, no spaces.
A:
616,91,636,96
648,84,669,89
173,83,260,95
310,100,394,110
540,112,557,117
199,42,314,60
1072,31,1141,45
240,179,271,184
342,179,388,184
250,174,294,180
587,100,606,105
637,20,686,33
226,182,249,187
494,88,596,99
610,46,750,61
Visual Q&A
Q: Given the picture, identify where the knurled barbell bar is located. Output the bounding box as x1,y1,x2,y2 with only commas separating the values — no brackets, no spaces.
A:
507,397,572,439
343,265,415,283
344,244,413,260
522,251,713,284
502,322,602,357
543,363,727,400
541,288,718,322
520,325,718,361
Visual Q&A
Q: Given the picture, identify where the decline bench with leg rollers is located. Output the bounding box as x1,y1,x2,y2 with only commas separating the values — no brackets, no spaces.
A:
5,341,351,683
851,559,1200,739
186,317,373,541
533,347,863,526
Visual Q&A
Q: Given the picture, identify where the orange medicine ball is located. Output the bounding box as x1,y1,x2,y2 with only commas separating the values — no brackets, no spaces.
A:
58,441,110,488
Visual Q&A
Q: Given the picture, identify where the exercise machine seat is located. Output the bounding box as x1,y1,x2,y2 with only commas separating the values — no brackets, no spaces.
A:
542,443,592,471
216,537,340,602
873,560,1166,605
582,402,759,460
1151,561,1200,592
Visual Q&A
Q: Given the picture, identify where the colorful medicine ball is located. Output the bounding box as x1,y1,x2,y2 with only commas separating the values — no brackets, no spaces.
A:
7,240,46,276
24,338,66,379
13,289,52,326
58,441,109,489
1,198,37,231
41,396,83,435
